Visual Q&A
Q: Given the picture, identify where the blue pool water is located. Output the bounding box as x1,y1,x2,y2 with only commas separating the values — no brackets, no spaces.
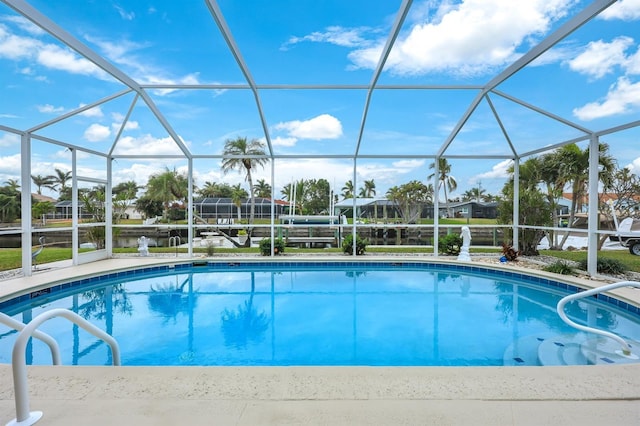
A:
1,261,639,367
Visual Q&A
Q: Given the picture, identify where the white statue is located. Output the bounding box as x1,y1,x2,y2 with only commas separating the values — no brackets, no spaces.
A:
138,236,149,257
457,226,471,262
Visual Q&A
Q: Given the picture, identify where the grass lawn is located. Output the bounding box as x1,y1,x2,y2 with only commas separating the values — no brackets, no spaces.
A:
538,249,640,272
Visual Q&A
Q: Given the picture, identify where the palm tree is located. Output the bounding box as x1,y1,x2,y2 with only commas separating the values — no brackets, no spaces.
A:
428,158,457,217
462,186,486,202
230,183,246,221
31,174,55,195
253,178,271,198
358,179,376,198
197,181,220,198
281,180,307,214
4,178,20,193
145,167,188,220
48,168,71,196
538,150,566,249
499,157,552,254
0,179,21,222
555,143,616,248
341,180,354,199
386,180,433,223
281,183,293,202
221,137,267,225
112,180,141,200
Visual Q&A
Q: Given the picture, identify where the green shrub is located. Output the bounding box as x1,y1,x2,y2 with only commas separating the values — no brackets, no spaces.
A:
259,238,285,256
543,260,574,275
342,233,368,255
167,208,185,221
205,242,215,256
578,257,627,275
439,233,462,255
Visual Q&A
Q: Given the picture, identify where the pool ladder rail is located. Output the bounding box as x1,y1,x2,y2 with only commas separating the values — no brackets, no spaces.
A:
557,280,640,359
4,308,121,426
169,235,181,257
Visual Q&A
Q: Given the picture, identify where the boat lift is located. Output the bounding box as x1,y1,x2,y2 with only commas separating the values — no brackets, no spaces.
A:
608,201,640,256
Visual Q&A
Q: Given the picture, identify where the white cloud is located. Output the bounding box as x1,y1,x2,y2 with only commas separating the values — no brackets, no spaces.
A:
0,23,109,80
599,0,640,21
573,77,640,120
281,26,375,50
275,114,343,140
0,23,40,60
392,159,426,170
53,148,89,160
84,35,148,64
111,121,139,132
86,35,209,95
37,104,64,114
472,159,513,181
110,112,140,131
348,0,575,76
0,132,20,147
1,16,46,36
83,123,111,142
568,37,633,79
627,157,640,175
626,47,640,75
37,44,103,76
271,136,298,147
78,105,104,118
114,5,135,21
112,134,185,156
113,163,167,186
0,153,24,176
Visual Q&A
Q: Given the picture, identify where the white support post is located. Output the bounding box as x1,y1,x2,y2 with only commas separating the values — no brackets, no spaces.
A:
433,158,439,257
20,133,32,276
187,158,193,257
512,158,520,250
352,158,357,257
270,160,275,256
105,158,113,256
587,134,599,276
71,149,78,265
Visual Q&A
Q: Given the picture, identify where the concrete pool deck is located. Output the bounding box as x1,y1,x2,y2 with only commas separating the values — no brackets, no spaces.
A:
1,256,640,425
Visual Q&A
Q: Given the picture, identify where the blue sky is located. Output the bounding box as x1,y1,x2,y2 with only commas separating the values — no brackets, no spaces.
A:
1,0,640,200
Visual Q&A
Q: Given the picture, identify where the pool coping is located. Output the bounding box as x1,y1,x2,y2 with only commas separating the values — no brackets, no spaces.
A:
2,256,640,425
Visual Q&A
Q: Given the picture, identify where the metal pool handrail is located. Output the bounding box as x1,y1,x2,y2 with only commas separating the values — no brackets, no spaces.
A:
556,281,640,357
0,313,61,365
8,308,121,426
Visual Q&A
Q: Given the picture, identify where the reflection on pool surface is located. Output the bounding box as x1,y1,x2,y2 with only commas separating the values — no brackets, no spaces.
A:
1,262,639,367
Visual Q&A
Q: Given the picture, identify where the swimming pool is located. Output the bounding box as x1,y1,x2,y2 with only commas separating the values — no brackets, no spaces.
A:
1,261,639,367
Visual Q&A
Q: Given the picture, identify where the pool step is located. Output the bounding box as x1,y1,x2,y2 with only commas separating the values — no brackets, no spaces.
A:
579,337,640,365
503,333,556,366
537,334,589,366
505,334,640,366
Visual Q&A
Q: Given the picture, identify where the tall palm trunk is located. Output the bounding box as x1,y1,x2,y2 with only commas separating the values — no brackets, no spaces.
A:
558,182,581,248
245,167,254,247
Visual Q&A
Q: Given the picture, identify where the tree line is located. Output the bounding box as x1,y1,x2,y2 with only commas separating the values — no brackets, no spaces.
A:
497,142,640,255
2,139,637,233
